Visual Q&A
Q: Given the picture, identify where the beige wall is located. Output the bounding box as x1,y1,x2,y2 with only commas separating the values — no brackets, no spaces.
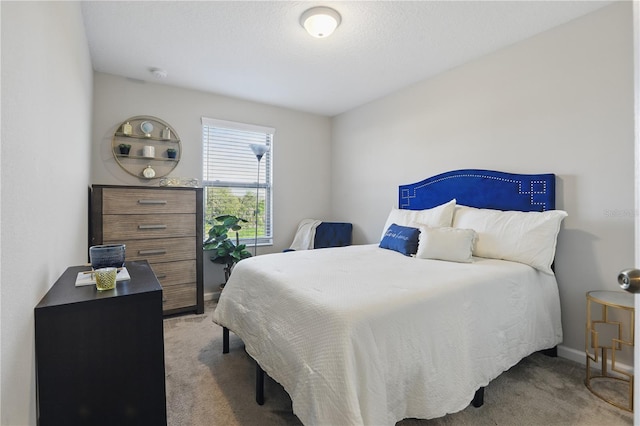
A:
1,2,94,424
331,2,634,363
90,73,332,294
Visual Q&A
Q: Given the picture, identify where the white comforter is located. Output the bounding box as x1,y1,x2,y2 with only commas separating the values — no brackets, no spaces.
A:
213,244,562,425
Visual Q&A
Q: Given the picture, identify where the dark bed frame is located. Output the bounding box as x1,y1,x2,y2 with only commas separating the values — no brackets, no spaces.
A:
222,169,558,410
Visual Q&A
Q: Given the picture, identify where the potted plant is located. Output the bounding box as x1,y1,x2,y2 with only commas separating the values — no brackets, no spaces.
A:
166,148,177,159
203,215,252,287
118,143,131,155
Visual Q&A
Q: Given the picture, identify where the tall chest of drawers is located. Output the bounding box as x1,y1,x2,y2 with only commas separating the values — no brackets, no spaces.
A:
90,185,204,315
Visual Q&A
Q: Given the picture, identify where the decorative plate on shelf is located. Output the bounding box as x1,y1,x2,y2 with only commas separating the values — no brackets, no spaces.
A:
140,121,154,136
142,165,156,178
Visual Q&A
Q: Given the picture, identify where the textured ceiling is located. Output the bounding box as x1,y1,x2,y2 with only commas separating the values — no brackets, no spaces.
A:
81,1,612,117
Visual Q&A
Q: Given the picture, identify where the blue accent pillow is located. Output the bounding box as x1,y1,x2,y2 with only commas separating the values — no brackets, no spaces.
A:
379,223,420,256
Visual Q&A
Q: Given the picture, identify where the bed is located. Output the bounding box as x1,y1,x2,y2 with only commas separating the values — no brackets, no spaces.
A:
212,169,566,425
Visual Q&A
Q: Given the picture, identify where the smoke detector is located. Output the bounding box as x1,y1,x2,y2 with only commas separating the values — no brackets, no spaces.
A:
150,68,167,79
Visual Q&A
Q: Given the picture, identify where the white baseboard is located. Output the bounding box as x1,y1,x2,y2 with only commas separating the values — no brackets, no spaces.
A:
204,291,220,302
558,344,584,364
558,344,633,374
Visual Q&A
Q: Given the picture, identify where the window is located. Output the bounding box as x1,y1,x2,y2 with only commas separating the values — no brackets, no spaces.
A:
202,117,274,246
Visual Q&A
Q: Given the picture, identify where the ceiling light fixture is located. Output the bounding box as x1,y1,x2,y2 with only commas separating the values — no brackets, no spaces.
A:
150,67,167,79
300,6,341,38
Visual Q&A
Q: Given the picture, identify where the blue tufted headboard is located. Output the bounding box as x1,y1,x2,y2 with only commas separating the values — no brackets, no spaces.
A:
399,169,556,212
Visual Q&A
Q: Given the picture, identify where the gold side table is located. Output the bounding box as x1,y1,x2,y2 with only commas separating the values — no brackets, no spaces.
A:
585,290,634,412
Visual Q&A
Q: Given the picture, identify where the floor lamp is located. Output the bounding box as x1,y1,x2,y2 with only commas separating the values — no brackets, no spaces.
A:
250,143,269,256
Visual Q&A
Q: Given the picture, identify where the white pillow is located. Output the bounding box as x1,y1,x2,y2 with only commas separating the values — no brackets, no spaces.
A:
415,226,477,263
380,199,456,241
452,205,568,274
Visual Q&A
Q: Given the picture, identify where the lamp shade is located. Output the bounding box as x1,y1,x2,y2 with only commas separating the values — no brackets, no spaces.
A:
250,143,269,161
300,6,341,38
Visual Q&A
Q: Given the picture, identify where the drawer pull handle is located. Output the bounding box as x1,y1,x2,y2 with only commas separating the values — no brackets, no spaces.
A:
156,274,167,279
138,199,168,205
138,224,167,230
138,249,167,256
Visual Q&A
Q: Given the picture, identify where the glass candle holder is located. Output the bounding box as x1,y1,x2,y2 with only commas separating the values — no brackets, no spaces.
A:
94,267,117,291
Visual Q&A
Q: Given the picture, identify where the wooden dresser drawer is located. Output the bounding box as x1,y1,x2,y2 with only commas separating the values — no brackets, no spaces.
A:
162,283,197,311
108,237,196,264
150,260,197,286
103,214,195,240
102,188,195,215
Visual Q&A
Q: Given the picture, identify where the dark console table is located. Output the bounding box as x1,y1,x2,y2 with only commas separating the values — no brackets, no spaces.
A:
34,260,167,426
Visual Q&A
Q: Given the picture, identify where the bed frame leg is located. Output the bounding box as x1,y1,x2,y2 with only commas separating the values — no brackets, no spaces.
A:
539,346,558,357
222,327,229,354
256,361,265,405
472,387,484,408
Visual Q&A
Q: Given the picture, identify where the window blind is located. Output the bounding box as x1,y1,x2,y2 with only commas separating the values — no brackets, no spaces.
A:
202,127,272,187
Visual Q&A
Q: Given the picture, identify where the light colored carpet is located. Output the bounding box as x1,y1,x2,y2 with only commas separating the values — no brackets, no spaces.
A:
164,300,633,425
